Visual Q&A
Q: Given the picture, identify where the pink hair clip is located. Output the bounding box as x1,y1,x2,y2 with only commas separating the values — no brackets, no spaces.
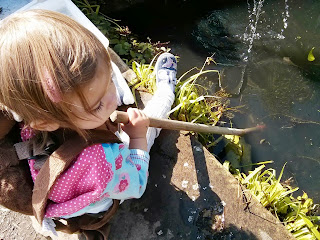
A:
41,69,62,103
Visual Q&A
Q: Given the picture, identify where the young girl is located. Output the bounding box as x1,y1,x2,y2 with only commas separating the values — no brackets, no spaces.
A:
0,9,177,235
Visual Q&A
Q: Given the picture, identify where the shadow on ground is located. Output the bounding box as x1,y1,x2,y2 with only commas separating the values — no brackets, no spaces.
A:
108,130,257,240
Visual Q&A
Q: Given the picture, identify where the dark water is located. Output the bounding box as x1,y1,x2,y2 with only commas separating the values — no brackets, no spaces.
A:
108,0,320,203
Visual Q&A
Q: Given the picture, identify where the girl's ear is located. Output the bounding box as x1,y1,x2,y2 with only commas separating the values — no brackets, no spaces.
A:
30,119,60,132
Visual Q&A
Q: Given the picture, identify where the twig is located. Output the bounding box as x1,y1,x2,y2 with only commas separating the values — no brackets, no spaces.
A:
110,111,265,136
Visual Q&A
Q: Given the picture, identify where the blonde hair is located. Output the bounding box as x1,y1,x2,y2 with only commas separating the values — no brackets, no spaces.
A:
0,9,112,136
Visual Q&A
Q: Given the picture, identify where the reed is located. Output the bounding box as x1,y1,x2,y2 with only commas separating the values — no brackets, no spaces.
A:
224,162,320,240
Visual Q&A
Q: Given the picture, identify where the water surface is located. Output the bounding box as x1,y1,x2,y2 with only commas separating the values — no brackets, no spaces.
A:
111,0,320,203
189,0,320,203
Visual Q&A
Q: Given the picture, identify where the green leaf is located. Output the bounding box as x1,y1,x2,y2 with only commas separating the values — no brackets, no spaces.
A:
141,44,149,53
123,41,131,49
109,39,119,44
308,47,316,62
130,50,136,58
299,214,320,239
100,29,108,35
114,44,128,55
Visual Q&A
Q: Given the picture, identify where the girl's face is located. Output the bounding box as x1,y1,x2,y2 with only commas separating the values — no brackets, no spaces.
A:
67,58,118,130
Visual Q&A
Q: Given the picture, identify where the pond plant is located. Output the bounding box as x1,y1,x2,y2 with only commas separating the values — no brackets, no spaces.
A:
130,55,237,148
169,58,223,125
224,162,320,240
130,58,157,95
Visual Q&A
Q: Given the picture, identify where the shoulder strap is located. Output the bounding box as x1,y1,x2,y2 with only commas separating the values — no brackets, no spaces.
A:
64,199,120,232
32,128,121,224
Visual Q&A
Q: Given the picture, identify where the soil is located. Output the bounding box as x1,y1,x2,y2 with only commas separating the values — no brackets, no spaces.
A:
0,206,48,240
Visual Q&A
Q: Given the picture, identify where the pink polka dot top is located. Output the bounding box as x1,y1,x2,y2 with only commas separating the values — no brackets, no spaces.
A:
21,127,150,218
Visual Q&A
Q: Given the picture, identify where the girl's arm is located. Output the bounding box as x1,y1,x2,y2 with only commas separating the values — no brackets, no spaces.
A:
100,108,150,199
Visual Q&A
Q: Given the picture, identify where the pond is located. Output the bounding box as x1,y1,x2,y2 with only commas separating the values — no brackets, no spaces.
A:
108,0,320,204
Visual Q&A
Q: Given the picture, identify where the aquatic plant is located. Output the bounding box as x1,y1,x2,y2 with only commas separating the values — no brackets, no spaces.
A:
224,162,320,240
169,66,222,125
211,134,253,173
130,58,157,95
130,56,236,148
131,56,223,119
73,0,170,64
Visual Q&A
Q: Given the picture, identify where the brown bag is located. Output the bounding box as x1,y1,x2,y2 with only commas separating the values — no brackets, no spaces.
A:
0,113,34,215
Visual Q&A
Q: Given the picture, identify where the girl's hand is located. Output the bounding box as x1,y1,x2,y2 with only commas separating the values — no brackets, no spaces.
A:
120,108,149,151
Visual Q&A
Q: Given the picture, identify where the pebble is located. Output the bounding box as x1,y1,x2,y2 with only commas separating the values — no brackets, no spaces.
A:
181,180,188,188
193,146,202,152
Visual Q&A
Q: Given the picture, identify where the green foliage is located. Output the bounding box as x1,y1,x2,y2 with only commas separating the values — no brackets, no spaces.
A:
73,0,169,64
169,68,221,124
130,59,156,94
131,56,224,121
169,58,238,148
129,58,158,105
168,57,227,126
219,135,252,172
224,162,320,240
130,55,236,149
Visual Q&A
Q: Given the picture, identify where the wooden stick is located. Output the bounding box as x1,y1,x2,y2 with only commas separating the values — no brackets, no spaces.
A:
110,111,265,136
